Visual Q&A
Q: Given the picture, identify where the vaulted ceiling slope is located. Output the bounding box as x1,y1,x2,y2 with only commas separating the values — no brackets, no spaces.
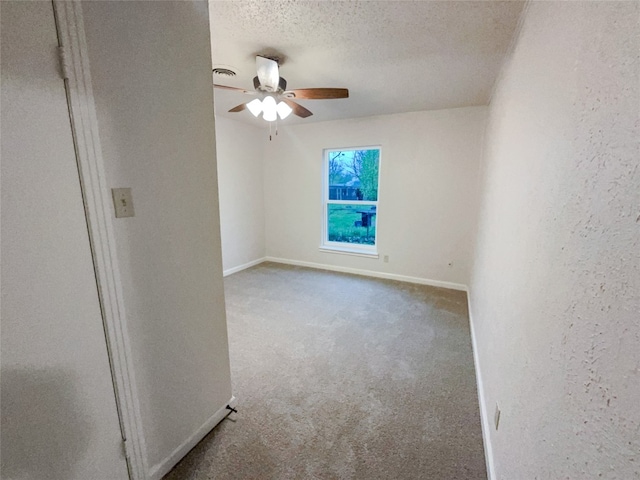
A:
209,0,525,126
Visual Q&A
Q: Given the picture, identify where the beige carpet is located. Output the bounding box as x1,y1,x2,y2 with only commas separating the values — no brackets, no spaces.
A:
164,262,487,479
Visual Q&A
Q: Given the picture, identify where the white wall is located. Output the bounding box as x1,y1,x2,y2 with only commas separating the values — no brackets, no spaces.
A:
81,2,232,475
1,3,129,478
215,117,266,274
263,107,486,287
470,2,639,478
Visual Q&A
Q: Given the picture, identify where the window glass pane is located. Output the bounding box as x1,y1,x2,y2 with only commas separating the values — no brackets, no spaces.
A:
327,204,376,245
328,149,379,201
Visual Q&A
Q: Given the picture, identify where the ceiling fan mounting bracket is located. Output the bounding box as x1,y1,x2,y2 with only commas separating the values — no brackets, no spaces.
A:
258,54,283,66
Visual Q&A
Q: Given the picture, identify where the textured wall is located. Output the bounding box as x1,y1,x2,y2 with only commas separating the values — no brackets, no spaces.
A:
470,1,639,478
264,107,486,286
215,117,266,273
82,1,232,472
1,3,129,477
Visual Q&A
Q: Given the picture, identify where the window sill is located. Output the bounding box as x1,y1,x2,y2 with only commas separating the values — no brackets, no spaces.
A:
319,246,379,259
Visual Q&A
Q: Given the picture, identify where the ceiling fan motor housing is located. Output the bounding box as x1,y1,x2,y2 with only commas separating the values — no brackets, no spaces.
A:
253,75,287,94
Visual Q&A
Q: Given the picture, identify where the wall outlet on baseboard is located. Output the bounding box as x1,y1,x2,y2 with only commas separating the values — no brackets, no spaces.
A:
494,403,501,430
383,255,389,263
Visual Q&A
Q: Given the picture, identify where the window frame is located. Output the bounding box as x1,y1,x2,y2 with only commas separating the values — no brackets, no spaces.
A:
320,145,381,257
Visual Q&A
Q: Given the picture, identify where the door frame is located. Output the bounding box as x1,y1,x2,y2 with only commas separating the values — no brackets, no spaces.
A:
52,2,147,478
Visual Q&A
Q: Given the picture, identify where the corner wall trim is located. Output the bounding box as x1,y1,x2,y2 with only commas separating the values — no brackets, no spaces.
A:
223,257,267,277
265,256,468,291
467,292,496,480
148,396,238,480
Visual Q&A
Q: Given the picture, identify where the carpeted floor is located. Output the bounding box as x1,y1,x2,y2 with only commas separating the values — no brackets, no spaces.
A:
164,262,487,479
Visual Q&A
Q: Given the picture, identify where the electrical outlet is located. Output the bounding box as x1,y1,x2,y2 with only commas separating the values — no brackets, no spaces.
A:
383,255,389,263
112,188,135,218
494,403,501,430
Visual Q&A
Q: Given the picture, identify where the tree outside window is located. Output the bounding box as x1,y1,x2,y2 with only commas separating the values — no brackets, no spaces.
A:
324,147,380,250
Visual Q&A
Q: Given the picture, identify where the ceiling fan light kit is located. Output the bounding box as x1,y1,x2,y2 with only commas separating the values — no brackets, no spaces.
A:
276,101,293,119
246,98,263,117
261,95,278,122
245,96,292,121
214,54,349,125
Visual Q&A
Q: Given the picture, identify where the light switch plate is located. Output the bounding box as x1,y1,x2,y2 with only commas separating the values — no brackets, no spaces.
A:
112,188,135,218
494,403,501,430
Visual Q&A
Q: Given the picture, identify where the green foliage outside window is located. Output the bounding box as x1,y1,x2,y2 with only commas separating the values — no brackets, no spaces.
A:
326,148,380,247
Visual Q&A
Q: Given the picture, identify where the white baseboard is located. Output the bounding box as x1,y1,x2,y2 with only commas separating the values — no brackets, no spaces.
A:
148,396,237,480
223,257,266,277
467,293,495,480
265,256,468,292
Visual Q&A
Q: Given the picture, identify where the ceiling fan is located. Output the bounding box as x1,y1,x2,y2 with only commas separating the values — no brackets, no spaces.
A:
213,55,349,121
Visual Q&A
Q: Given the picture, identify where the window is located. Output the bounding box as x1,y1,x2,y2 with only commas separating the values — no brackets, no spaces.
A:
322,146,381,255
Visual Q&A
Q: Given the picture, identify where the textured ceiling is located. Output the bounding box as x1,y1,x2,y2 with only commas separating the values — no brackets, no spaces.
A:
209,0,525,126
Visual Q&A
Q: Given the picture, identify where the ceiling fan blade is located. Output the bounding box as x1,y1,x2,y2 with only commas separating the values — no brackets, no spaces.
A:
281,98,313,118
228,103,247,113
284,88,349,100
256,56,280,92
213,84,256,95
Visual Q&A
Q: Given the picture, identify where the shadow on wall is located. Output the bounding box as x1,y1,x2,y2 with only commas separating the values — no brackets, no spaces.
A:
1,368,91,479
